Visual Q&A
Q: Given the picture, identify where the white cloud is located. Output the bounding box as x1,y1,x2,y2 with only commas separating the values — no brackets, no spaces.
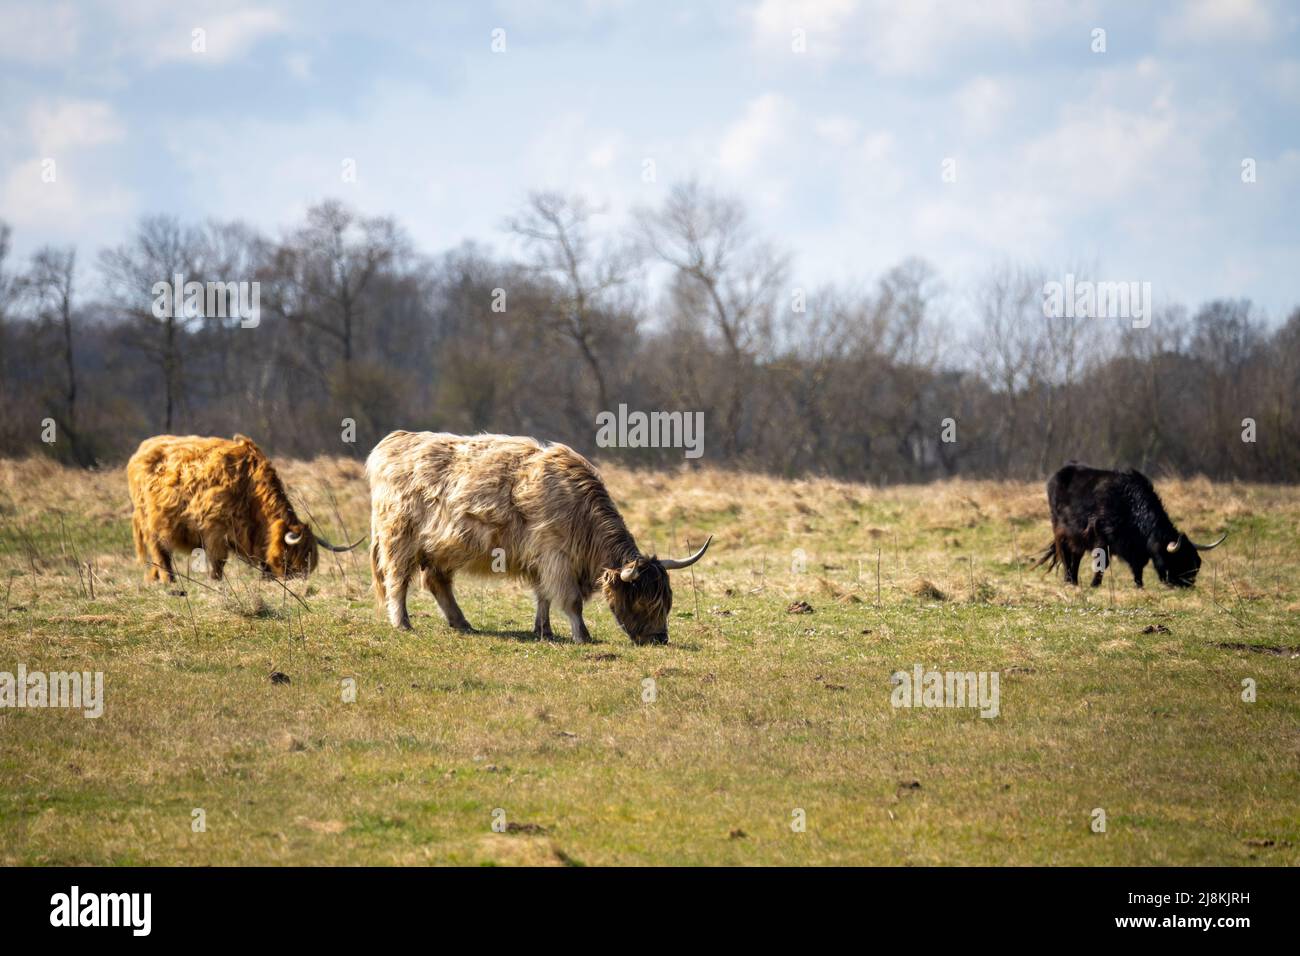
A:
285,52,313,81
718,93,794,171
158,87,646,259
29,99,125,153
749,0,859,58
1021,106,1181,202
0,96,133,246
0,1,81,64
813,115,859,147
955,76,1012,136
750,0,1065,74
104,0,287,66
1,158,134,232
1161,0,1276,43
859,130,894,163
587,140,619,170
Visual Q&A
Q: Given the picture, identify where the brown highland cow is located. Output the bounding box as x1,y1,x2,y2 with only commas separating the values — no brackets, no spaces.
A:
127,434,361,583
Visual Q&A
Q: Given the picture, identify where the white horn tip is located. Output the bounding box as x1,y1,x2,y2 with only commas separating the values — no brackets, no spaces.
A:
284,531,302,545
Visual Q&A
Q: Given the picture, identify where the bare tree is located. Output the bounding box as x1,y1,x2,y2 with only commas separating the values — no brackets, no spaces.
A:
99,216,202,431
874,260,951,478
970,264,1045,476
0,221,15,397
25,246,86,463
636,181,789,457
507,191,632,415
280,200,407,383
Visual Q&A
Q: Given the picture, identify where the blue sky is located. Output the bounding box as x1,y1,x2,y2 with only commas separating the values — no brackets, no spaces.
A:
2,0,1298,321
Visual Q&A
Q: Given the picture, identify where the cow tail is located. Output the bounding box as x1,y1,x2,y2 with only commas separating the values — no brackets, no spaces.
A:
1030,542,1057,572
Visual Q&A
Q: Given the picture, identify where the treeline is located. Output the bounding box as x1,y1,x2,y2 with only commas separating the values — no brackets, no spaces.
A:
0,183,1296,482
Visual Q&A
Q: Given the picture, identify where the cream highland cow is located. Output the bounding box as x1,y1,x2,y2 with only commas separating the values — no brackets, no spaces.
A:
365,431,711,643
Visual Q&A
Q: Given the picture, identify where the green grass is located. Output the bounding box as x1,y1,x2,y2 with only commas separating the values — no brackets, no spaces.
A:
1,457,1297,865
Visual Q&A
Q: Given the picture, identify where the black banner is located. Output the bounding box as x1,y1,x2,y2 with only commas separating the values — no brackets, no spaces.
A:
0,866,1285,942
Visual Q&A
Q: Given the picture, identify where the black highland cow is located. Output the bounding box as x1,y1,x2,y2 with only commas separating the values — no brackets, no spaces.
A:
1035,462,1227,588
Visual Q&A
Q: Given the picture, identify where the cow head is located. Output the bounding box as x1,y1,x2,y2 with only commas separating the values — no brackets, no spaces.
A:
1157,531,1227,587
265,519,319,579
262,519,366,579
601,537,712,645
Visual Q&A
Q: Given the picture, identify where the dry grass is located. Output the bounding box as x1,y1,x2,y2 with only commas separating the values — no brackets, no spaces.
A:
1,456,1298,865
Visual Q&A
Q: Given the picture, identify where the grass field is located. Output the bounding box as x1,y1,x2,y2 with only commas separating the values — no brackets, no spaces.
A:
1,456,1297,866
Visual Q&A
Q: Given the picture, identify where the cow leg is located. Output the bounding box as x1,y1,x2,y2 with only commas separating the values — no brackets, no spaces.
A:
1089,548,1104,587
1056,541,1074,584
148,540,176,584
533,596,554,640
422,567,473,632
370,537,385,603
561,596,592,644
384,572,413,630
1132,563,1145,589
378,555,415,631
372,530,418,630
201,535,229,581
1063,548,1083,586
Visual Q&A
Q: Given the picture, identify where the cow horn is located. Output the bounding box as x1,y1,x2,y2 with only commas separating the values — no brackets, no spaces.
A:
316,532,366,553
1166,538,1181,553
661,535,712,571
620,564,640,582
1190,531,1228,551
284,530,303,545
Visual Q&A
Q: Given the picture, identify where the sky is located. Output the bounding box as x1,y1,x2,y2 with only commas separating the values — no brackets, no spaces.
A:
2,0,1298,321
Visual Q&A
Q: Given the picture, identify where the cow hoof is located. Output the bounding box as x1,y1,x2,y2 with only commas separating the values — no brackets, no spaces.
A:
451,622,475,633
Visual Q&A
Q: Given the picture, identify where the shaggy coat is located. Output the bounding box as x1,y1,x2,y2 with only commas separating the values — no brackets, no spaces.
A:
366,431,709,643
1036,462,1218,588
127,434,319,582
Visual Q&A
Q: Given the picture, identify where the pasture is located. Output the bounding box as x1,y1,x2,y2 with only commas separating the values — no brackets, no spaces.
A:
0,456,1297,865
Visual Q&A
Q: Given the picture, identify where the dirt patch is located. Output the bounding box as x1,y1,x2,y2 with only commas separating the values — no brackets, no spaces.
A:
1213,642,1298,656
910,579,947,601
505,821,548,835
298,817,346,834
